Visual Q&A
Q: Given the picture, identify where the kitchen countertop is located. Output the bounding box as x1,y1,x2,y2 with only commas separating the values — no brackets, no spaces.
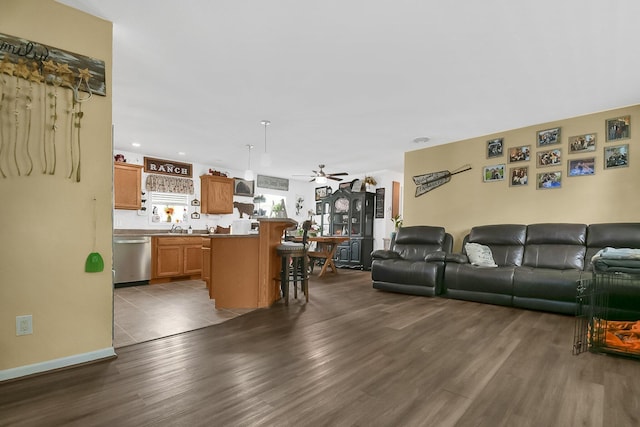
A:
114,229,258,238
114,219,296,238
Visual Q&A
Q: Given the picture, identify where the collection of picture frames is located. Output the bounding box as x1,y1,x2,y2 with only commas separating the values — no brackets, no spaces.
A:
483,115,631,189
314,185,333,201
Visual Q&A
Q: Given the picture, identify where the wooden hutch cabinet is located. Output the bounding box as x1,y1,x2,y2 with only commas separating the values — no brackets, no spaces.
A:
321,188,375,270
200,175,234,214
114,162,143,210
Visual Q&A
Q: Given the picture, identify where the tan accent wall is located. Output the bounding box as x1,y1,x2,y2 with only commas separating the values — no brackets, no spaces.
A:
404,105,640,251
0,1,113,370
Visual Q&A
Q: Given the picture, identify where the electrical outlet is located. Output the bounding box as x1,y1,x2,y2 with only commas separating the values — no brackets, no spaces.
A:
16,315,33,336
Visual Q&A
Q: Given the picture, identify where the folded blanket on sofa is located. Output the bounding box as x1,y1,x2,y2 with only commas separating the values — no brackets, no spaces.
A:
593,247,640,260
592,247,640,274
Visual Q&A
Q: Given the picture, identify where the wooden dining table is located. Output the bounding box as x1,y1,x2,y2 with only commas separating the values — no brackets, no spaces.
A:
292,235,350,277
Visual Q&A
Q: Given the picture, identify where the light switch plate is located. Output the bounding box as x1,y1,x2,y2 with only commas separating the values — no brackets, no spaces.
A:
16,315,33,336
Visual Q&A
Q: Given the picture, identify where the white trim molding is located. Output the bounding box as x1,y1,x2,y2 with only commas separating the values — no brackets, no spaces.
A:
0,347,116,382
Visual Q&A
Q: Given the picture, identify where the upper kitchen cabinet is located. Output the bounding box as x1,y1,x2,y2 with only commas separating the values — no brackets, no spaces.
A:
200,175,234,214
114,162,144,210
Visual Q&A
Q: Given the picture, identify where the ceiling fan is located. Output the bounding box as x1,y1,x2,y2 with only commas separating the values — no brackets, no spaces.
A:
300,164,348,183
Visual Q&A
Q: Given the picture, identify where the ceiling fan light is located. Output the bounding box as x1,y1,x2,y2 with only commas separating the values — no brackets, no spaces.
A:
316,175,328,184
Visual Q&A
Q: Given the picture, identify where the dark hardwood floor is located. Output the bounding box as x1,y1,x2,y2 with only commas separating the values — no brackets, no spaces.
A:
2,270,640,426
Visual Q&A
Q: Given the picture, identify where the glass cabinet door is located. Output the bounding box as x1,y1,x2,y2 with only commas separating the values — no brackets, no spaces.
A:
321,201,331,236
332,196,350,236
350,197,363,236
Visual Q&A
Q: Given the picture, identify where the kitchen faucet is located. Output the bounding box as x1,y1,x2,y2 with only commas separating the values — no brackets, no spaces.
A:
170,224,182,233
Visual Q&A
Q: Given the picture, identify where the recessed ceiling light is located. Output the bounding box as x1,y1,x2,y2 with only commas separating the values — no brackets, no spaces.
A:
412,137,430,144
178,152,186,156
131,142,141,147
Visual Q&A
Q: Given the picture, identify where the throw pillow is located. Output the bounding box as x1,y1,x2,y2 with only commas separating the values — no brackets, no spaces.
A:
465,242,498,267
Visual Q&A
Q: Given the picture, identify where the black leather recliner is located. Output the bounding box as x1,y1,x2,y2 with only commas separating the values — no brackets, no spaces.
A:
371,226,453,296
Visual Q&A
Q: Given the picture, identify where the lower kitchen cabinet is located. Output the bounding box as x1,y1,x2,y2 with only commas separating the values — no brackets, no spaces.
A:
151,236,202,283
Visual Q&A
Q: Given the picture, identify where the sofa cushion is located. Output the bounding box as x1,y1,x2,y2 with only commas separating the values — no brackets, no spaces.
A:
424,251,447,262
526,223,587,245
464,243,497,267
523,223,587,270
372,259,441,288
444,263,515,296
513,267,584,303
467,224,527,266
371,249,401,260
512,267,585,314
393,226,448,261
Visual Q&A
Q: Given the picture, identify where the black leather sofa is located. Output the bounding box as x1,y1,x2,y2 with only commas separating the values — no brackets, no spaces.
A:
442,222,640,315
371,226,453,297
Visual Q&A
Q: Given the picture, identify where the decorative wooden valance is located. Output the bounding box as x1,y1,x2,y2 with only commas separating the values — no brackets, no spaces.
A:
145,175,194,194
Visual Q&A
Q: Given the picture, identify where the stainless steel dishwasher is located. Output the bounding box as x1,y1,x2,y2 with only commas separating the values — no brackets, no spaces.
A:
113,236,151,285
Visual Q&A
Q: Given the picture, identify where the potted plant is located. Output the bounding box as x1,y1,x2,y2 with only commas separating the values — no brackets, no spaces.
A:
390,214,403,242
271,200,287,218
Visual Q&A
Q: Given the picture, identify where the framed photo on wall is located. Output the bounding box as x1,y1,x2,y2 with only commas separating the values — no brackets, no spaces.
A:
234,178,254,196
567,157,595,177
605,115,630,142
568,133,596,153
509,166,529,186
483,164,505,182
537,127,561,147
536,171,562,189
487,138,504,158
536,149,562,167
508,145,530,162
375,187,385,218
604,144,629,169
315,186,328,201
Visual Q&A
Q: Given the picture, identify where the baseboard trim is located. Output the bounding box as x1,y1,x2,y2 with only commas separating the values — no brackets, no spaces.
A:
0,347,117,382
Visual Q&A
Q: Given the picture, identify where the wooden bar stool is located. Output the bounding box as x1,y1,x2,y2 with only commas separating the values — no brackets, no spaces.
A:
276,221,311,305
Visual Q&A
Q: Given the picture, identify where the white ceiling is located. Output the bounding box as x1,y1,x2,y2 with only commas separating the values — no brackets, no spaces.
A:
58,0,640,181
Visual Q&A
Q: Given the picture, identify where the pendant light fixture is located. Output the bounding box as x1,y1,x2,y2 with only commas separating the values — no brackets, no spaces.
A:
244,144,254,181
260,120,272,167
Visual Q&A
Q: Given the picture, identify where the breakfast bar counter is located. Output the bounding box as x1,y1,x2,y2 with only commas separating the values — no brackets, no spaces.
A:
202,218,296,309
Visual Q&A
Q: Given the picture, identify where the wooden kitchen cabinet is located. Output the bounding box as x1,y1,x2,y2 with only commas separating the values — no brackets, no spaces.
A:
200,175,234,214
151,236,202,283
201,238,211,289
114,162,143,210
